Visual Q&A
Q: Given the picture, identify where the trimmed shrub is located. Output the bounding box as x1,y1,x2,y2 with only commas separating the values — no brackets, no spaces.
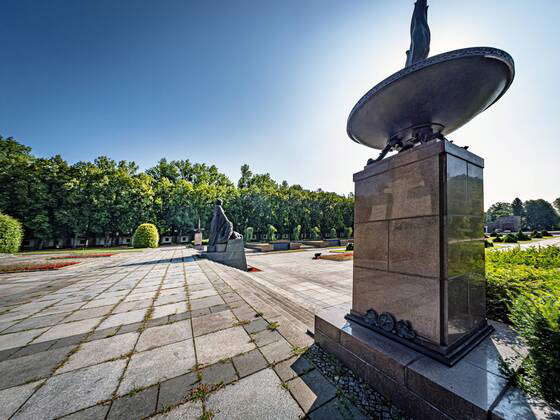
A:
504,233,518,243
329,227,337,238
310,226,321,240
510,293,560,406
532,230,543,239
346,242,354,251
542,230,552,237
484,239,494,248
490,231,498,237
0,213,24,253
517,230,531,241
493,236,503,243
292,225,301,241
244,227,254,242
344,227,353,238
267,225,277,241
132,223,159,248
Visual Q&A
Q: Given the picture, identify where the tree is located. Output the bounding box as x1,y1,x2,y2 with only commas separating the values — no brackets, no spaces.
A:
524,200,559,230
554,197,560,215
485,202,513,223
511,198,524,217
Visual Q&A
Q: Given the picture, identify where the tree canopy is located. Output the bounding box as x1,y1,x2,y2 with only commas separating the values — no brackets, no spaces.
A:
0,136,354,248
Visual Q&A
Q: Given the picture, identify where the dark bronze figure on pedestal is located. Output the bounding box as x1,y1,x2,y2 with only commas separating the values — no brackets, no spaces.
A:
208,199,242,251
405,0,430,67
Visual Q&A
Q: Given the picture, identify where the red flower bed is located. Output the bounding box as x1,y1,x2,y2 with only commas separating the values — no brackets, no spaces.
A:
0,261,80,273
49,253,114,260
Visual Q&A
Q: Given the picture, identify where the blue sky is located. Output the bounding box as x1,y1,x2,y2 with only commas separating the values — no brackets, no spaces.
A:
1,0,558,207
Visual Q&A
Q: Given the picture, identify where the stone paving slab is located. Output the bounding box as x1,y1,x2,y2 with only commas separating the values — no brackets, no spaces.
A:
0,246,389,419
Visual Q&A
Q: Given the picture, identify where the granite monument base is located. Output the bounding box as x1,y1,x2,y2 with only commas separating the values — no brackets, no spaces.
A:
314,305,540,420
204,238,247,271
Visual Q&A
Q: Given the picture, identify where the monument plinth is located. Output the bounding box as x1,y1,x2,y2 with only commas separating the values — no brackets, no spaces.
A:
347,139,490,365
314,0,520,417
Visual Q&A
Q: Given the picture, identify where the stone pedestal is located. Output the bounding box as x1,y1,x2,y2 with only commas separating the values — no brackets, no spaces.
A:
194,232,203,251
204,238,247,271
347,140,491,365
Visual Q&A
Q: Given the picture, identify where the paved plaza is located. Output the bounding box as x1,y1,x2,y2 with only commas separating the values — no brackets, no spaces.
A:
0,247,401,419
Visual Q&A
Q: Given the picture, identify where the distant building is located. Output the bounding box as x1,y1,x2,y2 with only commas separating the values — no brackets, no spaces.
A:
486,215,521,233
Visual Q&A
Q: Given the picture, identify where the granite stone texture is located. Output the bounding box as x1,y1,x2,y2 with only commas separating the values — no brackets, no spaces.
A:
352,140,488,354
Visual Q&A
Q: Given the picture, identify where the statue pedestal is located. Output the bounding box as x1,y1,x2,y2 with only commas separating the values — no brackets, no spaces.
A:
203,238,247,271
314,141,512,418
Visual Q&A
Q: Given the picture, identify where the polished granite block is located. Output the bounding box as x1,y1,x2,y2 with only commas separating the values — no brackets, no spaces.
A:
354,155,439,223
353,267,440,343
467,163,484,216
314,306,535,420
446,154,468,215
353,221,388,271
388,216,439,278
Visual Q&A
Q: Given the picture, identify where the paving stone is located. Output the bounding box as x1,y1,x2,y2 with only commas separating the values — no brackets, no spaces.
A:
0,347,18,362
221,292,242,303
209,303,230,313
58,332,138,373
243,318,268,334
0,345,74,390
82,297,122,309
0,380,43,419
308,397,369,420
33,318,101,343
61,403,110,419
260,338,293,363
64,305,113,322
192,310,237,337
206,368,303,419
273,356,315,382
169,311,191,322
251,329,283,347
13,359,126,419
50,333,88,349
154,294,186,307
108,384,158,419
232,349,268,378
86,326,120,341
188,289,218,300
117,321,143,334
151,302,188,319
136,321,192,352
9,340,53,358
286,369,337,413
98,308,147,330
3,313,69,333
117,339,196,396
113,299,152,314
196,327,256,366
147,315,169,327
190,307,211,318
157,372,199,411
152,401,202,419
40,302,85,315
0,327,49,351
189,295,224,311
200,360,237,386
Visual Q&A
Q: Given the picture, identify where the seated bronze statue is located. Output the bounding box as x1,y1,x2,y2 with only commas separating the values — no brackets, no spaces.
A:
208,199,242,250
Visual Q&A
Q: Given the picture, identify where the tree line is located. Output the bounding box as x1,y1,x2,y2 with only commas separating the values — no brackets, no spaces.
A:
485,197,560,230
0,136,354,248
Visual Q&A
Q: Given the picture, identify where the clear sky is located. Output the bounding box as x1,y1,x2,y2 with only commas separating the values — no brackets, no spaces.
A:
1,0,558,208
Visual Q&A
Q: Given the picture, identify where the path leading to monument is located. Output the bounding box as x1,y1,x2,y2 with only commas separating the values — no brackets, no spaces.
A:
497,235,560,250
0,246,401,419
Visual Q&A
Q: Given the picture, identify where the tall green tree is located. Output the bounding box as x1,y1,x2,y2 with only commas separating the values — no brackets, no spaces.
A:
524,200,559,230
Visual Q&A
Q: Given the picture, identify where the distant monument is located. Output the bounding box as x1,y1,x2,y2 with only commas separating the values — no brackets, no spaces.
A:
203,199,247,271
194,218,204,251
314,1,520,418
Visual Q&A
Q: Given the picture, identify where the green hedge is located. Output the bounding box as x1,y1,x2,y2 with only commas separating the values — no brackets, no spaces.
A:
132,223,159,248
0,213,24,253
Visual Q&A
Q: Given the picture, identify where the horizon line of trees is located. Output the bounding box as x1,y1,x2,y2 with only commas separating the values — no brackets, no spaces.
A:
485,197,560,230
0,136,354,249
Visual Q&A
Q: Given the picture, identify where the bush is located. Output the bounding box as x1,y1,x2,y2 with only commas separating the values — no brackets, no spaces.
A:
484,239,494,248
344,227,353,238
244,227,254,242
510,293,560,407
542,230,552,237
346,242,354,251
132,223,159,248
532,230,543,239
311,226,321,240
267,225,277,241
0,213,24,253
490,231,498,237
517,230,531,241
493,236,503,243
329,228,337,238
504,233,518,243
292,225,301,241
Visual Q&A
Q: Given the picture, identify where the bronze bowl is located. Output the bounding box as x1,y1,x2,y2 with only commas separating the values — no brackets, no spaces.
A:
347,47,515,150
